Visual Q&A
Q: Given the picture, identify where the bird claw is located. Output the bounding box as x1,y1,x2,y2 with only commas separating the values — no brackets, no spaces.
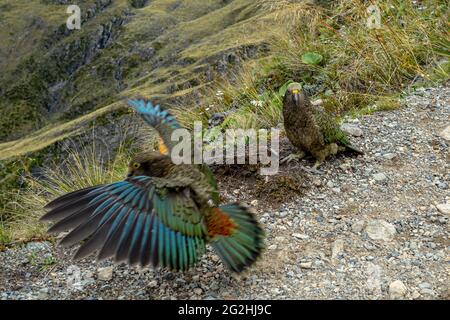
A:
300,161,324,174
280,153,305,164
300,166,324,175
281,153,323,174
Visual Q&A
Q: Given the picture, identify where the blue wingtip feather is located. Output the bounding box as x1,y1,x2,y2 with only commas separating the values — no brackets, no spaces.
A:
127,98,181,129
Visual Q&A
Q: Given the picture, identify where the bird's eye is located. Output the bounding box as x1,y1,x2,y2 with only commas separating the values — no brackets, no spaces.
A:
133,163,140,169
292,89,299,94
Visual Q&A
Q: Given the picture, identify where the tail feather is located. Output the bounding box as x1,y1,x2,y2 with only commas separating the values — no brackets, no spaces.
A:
209,204,264,273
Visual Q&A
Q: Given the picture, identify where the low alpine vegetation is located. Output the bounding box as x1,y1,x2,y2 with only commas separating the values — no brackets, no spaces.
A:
174,0,448,131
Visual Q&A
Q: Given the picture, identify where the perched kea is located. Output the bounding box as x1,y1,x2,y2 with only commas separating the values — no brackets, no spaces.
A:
41,100,264,273
282,82,363,170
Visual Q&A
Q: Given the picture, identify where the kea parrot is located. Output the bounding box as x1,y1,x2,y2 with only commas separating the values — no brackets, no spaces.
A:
282,82,363,171
41,100,264,273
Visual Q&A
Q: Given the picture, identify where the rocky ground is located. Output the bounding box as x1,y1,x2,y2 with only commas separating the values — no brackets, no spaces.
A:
1,85,449,300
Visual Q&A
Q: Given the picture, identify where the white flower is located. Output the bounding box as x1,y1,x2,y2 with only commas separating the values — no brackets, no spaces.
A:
250,100,264,107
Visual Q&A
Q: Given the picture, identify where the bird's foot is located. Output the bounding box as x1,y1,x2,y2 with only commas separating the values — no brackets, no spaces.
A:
280,152,305,164
300,165,324,175
299,161,324,174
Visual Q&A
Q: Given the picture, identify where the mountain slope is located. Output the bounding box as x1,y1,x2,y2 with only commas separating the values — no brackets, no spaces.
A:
0,0,285,147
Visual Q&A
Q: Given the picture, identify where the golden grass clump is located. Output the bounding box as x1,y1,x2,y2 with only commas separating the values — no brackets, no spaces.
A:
0,121,150,245
278,0,449,110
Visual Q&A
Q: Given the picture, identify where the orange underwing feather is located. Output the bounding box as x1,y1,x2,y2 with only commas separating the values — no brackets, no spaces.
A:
158,138,169,155
207,208,237,237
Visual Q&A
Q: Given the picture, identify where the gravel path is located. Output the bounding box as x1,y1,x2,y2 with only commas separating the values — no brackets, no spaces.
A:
1,85,449,300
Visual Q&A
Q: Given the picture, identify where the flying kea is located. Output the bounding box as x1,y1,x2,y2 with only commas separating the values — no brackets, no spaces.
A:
41,100,264,273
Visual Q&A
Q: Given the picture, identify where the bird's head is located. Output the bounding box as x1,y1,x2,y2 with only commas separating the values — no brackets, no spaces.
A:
127,151,174,178
284,82,305,105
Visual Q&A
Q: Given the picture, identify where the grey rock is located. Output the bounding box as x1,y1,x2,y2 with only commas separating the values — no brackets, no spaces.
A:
292,233,309,240
299,262,313,269
438,125,450,141
331,239,344,264
37,288,50,300
339,163,351,171
420,288,437,296
208,112,227,128
97,267,113,281
418,282,432,290
193,288,203,295
279,211,289,218
389,280,407,299
352,220,366,233
365,220,396,241
373,173,387,182
383,153,396,160
312,178,322,187
26,242,50,252
436,203,450,215
366,263,383,298
341,123,363,137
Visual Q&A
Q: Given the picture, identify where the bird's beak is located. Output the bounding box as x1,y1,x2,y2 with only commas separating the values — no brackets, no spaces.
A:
292,89,300,103
127,171,133,178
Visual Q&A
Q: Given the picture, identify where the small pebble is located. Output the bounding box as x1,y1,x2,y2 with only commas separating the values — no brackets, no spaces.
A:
97,267,113,281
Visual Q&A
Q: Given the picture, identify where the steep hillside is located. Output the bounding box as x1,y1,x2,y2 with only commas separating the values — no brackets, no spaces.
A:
0,0,284,145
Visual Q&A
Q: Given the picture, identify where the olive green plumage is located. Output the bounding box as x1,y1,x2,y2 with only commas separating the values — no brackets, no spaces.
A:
41,100,264,273
282,82,363,168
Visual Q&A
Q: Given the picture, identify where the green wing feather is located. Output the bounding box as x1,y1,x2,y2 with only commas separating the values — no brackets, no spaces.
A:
314,108,351,146
314,108,363,154
211,204,264,273
41,176,207,270
199,164,220,205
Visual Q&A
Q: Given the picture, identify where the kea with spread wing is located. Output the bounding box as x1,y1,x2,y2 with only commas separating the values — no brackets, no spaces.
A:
41,100,264,273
